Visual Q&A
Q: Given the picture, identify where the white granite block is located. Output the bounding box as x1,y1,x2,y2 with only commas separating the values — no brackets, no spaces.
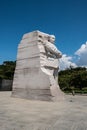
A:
12,31,64,101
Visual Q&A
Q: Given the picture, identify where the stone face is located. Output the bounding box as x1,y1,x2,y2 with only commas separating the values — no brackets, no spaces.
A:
12,30,64,101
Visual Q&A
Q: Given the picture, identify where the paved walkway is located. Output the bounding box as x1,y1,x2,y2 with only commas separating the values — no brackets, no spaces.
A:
0,92,87,130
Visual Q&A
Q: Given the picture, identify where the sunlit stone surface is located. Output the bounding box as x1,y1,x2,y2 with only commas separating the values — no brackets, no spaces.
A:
12,31,64,101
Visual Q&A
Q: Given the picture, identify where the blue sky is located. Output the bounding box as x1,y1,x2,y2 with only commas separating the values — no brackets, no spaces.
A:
0,0,87,69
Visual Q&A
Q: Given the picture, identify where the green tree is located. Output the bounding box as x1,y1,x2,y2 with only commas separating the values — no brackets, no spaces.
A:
59,67,87,93
0,61,16,79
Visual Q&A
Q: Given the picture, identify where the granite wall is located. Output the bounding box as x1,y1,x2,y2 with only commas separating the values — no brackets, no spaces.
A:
0,79,12,91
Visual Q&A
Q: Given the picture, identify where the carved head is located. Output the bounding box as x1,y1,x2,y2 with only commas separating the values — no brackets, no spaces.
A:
48,35,55,44
38,32,55,45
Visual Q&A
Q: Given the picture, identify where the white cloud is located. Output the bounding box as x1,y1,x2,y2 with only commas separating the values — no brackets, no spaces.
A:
59,41,87,70
59,54,77,70
75,42,87,67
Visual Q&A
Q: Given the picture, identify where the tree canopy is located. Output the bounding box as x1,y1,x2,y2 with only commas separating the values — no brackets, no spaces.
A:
0,61,87,93
59,67,87,93
0,61,16,80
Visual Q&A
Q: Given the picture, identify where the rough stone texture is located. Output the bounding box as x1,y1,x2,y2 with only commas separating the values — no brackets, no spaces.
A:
12,31,64,101
0,92,87,130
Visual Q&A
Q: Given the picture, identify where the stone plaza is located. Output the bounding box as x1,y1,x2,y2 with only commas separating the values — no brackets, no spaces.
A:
1,31,87,130
0,92,87,130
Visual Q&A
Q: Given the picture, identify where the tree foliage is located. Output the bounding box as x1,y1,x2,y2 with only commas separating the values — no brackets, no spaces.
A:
0,60,87,93
0,61,16,80
59,67,87,93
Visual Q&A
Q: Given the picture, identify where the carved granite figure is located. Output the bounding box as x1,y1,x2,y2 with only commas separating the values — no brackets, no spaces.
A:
12,31,64,101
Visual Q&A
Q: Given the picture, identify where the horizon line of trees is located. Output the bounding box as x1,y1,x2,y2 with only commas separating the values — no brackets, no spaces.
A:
59,66,87,93
0,61,87,93
0,61,16,80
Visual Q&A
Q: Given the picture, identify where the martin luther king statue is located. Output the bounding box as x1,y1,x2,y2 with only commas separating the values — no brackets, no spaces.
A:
12,31,64,101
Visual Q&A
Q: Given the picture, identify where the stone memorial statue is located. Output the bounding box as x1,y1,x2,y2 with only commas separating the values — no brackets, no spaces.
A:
12,31,64,101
